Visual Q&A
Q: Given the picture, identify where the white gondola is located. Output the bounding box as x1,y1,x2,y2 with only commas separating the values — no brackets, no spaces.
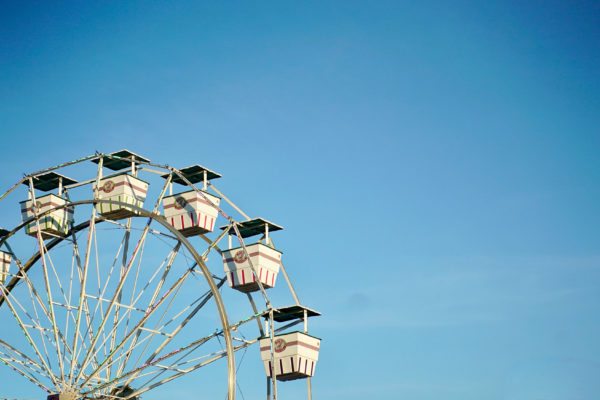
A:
163,190,220,236
259,331,321,381
223,243,281,292
20,172,76,240
221,218,283,293
0,151,323,399
20,194,74,239
94,173,148,220
0,250,10,285
160,164,222,236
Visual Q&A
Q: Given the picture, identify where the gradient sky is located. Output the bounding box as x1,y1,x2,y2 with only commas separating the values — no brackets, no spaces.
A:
1,1,599,399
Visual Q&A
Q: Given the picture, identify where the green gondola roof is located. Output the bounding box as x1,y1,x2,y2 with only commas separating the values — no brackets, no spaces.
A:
161,164,222,185
262,305,321,322
220,217,282,238
92,149,150,171
22,172,78,191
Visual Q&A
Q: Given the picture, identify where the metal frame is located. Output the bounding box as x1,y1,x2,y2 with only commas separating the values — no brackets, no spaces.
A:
0,152,317,400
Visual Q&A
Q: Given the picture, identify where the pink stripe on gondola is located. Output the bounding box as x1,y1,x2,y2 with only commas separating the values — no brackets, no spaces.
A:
95,180,147,194
223,251,280,264
163,196,214,209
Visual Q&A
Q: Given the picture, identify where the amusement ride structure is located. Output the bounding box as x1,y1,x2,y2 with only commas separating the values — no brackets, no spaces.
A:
0,150,320,400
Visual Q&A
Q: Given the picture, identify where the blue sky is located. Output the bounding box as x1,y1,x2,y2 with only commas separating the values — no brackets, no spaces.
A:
1,1,599,399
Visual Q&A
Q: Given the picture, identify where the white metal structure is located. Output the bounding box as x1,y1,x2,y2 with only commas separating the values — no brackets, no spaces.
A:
0,151,320,400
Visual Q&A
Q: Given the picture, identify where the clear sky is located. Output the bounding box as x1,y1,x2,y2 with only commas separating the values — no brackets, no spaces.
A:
1,1,599,399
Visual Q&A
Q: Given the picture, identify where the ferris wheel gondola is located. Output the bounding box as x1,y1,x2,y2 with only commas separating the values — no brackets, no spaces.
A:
0,150,320,400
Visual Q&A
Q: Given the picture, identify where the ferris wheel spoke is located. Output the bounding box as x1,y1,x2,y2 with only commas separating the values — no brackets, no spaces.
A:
92,226,113,370
106,222,169,379
28,178,67,386
79,259,196,389
0,282,58,377
74,216,155,386
116,267,190,371
157,279,222,332
34,227,67,387
0,339,54,383
10,255,55,333
6,240,82,382
129,300,251,392
11,243,78,364
115,241,183,377
61,222,87,378
0,283,59,387
0,154,312,400
0,354,51,392
245,293,266,336
83,227,127,357
107,217,132,383
67,157,109,386
198,224,231,257
208,182,251,220
129,341,253,400
1,279,61,353
69,201,99,385
165,277,226,336
84,318,241,398
135,339,212,390
115,278,222,389
71,230,129,382
114,221,150,376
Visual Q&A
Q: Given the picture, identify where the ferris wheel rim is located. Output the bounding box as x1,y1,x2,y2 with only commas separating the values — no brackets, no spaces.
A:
0,152,314,400
0,200,238,399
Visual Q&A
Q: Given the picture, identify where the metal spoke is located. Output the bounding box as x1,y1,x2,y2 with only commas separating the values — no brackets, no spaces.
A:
69,158,103,385
74,213,155,385
84,313,258,398
0,155,307,400
128,341,252,399
0,283,58,387
0,339,53,382
0,354,51,392
115,242,182,377
89,247,182,378
29,177,66,387
107,216,132,383
78,257,195,388
83,227,127,356
268,237,300,305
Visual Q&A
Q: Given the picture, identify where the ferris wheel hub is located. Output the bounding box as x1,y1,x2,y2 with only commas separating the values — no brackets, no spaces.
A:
47,390,78,400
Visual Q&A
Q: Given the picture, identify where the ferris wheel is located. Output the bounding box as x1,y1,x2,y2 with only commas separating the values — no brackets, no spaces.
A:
0,150,321,400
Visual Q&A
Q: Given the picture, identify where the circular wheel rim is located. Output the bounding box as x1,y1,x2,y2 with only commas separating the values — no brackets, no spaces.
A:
0,199,237,399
